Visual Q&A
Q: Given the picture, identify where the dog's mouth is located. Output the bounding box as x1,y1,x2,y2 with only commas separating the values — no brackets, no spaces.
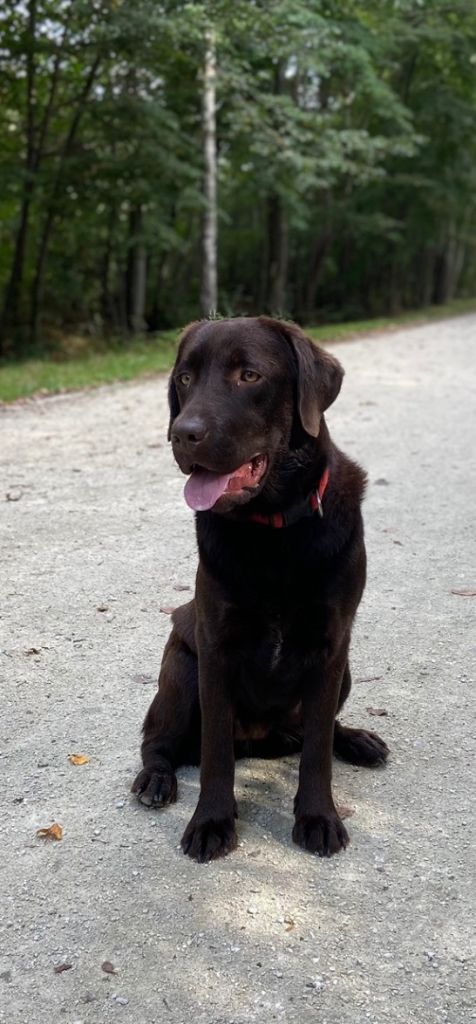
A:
184,454,268,511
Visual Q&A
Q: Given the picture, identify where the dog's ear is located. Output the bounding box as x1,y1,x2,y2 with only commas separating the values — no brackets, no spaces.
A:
167,321,202,441
290,326,344,436
261,317,344,438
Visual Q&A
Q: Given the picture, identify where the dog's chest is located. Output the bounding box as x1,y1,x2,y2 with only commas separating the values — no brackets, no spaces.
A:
267,620,283,671
244,610,317,679
225,597,326,704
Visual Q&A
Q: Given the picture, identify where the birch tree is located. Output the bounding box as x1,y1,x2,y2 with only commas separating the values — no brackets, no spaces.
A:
200,24,217,317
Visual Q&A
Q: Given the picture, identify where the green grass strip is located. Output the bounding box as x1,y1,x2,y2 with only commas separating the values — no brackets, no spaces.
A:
1,298,475,404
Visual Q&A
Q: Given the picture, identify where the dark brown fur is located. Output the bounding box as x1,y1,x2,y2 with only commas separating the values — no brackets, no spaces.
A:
132,317,389,861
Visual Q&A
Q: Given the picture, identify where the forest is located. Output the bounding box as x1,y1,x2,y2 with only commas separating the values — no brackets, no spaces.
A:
1,0,475,357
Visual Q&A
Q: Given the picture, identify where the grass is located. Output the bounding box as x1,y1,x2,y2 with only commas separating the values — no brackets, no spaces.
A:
1,297,475,404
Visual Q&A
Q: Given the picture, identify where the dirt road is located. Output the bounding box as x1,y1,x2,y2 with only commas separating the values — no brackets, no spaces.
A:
1,315,475,1024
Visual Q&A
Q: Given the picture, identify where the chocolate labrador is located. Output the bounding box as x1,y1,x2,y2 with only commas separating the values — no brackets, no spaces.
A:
132,316,389,861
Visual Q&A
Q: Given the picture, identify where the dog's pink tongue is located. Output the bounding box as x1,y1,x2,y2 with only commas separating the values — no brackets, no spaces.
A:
184,468,232,511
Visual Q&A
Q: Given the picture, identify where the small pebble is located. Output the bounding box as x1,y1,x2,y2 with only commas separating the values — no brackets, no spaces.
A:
112,994,129,1006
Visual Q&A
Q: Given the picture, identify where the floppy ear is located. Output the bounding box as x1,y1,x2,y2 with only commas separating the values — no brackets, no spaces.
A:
261,317,344,438
167,320,202,441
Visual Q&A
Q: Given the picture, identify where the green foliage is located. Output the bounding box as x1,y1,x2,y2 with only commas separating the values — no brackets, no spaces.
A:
1,0,475,355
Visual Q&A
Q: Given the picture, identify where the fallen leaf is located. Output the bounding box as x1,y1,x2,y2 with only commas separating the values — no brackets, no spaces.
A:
159,606,175,615
101,961,117,975
336,804,355,819
54,963,73,974
366,707,388,717
392,540,403,546
97,604,109,612
172,583,191,592
68,753,90,765
451,588,476,597
25,647,41,655
36,823,63,841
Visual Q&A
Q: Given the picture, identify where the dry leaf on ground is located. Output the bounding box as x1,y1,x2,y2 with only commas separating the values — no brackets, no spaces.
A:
101,961,117,974
159,606,175,615
366,707,388,717
54,963,73,974
451,588,476,597
36,823,63,840
68,753,90,765
336,804,356,819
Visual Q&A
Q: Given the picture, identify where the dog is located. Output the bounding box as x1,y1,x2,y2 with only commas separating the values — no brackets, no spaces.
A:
132,316,389,861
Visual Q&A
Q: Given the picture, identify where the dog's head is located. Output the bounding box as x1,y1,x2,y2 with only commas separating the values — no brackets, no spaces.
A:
168,316,343,513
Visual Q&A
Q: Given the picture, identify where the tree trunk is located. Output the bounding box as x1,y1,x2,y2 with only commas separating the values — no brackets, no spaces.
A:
0,3,75,352
0,0,37,351
266,194,288,313
29,53,101,344
420,247,437,307
200,25,217,317
129,206,147,334
264,62,289,315
303,230,332,322
100,203,117,330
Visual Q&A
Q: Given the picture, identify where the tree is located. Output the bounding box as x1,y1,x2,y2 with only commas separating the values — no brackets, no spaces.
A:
0,0,475,357
201,24,218,316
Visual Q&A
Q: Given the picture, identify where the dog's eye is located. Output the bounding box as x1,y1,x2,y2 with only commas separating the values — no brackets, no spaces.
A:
240,369,261,383
177,372,192,387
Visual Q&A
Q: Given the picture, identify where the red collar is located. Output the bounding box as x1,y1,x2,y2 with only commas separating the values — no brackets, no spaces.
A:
248,466,330,529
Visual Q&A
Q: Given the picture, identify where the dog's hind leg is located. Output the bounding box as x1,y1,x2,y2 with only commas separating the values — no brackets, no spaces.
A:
333,662,389,766
132,629,200,807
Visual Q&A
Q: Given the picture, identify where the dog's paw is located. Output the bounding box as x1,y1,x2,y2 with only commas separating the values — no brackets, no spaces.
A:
334,724,389,767
293,812,349,857
181,815,237,862
131,767,177,807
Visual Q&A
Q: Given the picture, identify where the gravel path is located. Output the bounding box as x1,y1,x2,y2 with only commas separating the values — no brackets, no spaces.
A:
1,315,475,1024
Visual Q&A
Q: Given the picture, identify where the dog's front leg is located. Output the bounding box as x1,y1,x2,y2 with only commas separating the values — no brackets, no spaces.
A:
293,640,350,858
181,640,237,862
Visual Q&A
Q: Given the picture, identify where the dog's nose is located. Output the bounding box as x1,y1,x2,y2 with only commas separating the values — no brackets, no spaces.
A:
171,416,209,446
